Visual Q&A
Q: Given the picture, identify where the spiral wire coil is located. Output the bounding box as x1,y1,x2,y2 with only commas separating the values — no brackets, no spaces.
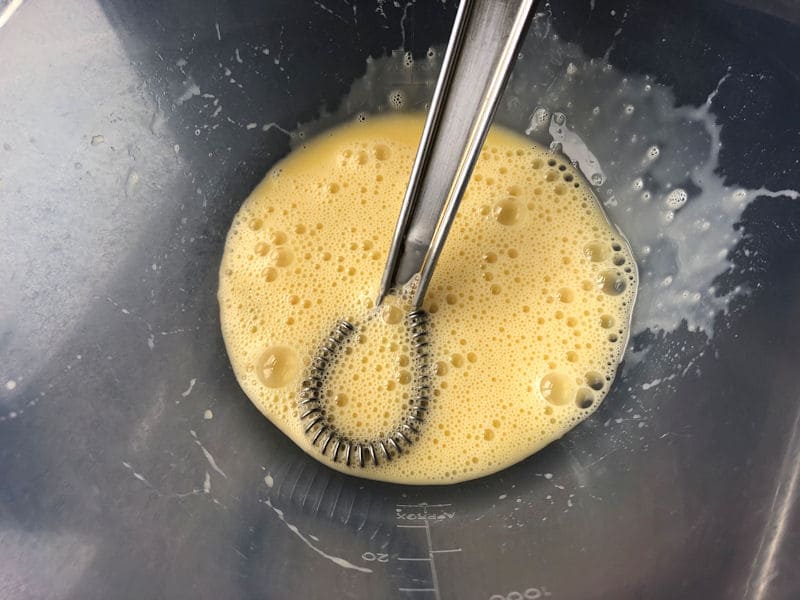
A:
298,310,432,467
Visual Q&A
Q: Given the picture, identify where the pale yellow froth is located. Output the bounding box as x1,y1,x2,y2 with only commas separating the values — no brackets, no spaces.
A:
218,113,637,484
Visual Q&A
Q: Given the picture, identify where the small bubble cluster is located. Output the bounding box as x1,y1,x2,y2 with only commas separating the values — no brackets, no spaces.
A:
218,113,637,484
388,89,406,111
664,188,688,211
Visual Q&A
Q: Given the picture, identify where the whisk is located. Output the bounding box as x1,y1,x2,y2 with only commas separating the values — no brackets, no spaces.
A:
298,0,538,467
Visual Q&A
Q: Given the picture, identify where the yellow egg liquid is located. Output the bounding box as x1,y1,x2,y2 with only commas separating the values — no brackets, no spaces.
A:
218,113,637,484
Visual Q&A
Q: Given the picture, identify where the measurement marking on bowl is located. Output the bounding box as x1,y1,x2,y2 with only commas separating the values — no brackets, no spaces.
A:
395,503,462,598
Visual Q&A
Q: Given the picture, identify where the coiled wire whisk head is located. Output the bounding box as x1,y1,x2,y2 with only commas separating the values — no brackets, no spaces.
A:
298,309,432,468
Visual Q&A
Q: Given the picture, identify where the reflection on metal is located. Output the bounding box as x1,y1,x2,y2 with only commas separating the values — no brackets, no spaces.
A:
378,0,537,308
0,0,24,29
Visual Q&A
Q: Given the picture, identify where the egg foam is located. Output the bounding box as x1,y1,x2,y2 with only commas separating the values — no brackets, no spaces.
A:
218,113,637,484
